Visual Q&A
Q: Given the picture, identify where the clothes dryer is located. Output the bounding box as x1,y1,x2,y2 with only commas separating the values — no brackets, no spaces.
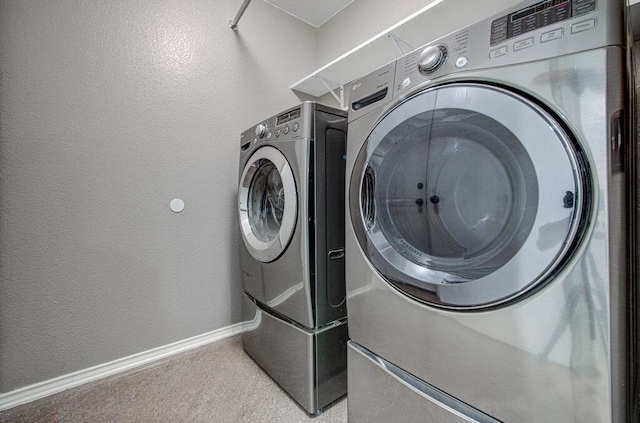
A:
345,0,629,421
238,102,348,414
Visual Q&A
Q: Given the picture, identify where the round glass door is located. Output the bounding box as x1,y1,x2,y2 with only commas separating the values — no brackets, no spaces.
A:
350,83,589,309
239,146,297,263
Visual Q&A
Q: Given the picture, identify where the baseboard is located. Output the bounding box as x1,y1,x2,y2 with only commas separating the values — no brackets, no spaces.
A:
0,322,245,412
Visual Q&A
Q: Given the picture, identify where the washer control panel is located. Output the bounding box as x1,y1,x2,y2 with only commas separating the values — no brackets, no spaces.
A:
240,105,313,153
393,0,618,98
241,116,277,152
255,123,268,138
274,107,301,138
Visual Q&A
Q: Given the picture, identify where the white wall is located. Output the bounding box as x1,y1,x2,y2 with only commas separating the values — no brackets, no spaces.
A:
0,0,315,394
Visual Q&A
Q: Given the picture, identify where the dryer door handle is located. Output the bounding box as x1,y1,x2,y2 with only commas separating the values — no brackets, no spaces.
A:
610,109,625,173
362,165,376,230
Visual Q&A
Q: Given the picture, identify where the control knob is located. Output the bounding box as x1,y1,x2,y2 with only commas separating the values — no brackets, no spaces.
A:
418,45,448,74
255,123,268,138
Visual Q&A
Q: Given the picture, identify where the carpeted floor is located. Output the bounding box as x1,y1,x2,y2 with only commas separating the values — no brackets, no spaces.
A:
0,335,347,423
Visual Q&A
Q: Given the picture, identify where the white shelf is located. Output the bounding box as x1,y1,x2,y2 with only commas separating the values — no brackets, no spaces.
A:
291,0,516,101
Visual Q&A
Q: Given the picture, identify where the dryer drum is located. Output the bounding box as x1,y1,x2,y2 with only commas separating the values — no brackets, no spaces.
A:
349,83,588,309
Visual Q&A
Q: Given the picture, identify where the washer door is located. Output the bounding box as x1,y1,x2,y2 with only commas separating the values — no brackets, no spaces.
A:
239,146,297,263
350,83,588,309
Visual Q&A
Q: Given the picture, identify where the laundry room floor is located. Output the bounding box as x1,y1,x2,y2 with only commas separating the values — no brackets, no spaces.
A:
0,335,347,423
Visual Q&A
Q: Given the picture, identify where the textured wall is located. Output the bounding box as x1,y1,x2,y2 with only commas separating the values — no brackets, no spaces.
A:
316,0,522,107
316,0,430,68
317,0,523,67
0,0,315,393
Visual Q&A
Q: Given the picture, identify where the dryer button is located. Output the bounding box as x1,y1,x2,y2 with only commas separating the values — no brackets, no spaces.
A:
541,28,563,43
489,46,507,59
455,57,468,68
283,126,290,134
571,18,596,34
292,123,299,132
513,37,534,51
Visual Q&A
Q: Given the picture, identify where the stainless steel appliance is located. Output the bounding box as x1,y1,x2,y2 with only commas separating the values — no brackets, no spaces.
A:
238,102,348,414
345,0,629,421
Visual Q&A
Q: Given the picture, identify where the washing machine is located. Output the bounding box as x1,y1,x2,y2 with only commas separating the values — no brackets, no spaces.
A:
238,102,348,414
345,0,630,421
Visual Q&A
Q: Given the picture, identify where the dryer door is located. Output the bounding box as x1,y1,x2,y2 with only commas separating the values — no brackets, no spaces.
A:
349,83,589,309
239,146,297,263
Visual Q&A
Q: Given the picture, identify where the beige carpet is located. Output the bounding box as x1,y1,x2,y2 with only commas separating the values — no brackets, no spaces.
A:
0,335,347,423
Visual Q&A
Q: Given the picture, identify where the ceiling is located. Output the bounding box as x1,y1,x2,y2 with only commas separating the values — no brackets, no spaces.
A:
262,0,356,27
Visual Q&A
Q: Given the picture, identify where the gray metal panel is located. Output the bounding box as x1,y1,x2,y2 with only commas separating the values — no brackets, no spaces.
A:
346,46,627,422
312,102,348,119
312,109,348,326
315,320,348,409
347,341,497,423
242,293,347,414
242,293,315,413
605,47,629,423
631,38,640,423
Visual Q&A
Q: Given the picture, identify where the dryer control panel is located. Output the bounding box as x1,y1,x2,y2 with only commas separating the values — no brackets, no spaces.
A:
490,0,597,46
348,62,396,123
393,0,620,98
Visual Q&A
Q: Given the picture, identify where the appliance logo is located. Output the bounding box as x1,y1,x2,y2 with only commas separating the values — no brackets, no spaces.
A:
352,82,362,91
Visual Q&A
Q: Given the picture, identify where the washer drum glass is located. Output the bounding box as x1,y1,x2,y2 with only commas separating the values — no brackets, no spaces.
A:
239,146,297,263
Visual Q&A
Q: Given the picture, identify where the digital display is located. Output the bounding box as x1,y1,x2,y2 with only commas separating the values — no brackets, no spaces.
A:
511,0,569,22
490,0,596,46
276,108,301,125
